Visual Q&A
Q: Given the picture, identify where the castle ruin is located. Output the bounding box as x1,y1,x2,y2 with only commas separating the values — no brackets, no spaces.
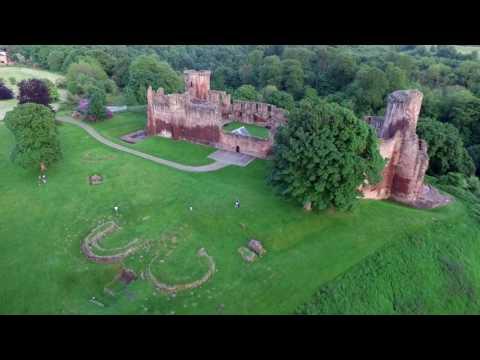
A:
146,70,288,158
146,70,449,209
361,90,451,208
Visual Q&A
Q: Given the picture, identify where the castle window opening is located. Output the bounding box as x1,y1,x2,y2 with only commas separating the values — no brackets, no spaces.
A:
268,105,271,112
236,146,240,153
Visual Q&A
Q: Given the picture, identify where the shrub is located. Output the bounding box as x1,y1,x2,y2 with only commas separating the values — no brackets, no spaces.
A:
0,83,14,100
17,79,51,107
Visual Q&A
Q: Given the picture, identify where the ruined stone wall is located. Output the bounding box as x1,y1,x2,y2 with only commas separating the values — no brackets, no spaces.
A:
230,101,288,126
218,132,273,158
184,70,211,101
361,90,449,208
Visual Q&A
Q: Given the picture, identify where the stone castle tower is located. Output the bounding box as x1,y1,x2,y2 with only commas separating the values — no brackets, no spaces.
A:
184,70,211,101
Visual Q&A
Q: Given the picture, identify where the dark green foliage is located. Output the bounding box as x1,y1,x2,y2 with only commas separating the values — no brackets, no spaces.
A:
467,145,480,176
269,99,384,211
4,103,62,170
125,55,183,105
66,58,109,96
47,50,66,72
86,87,107,121
233,84,261,102
349,65,389,115
41,78,59,102
280,59,304,99
262,86,295,112
417,117,475,176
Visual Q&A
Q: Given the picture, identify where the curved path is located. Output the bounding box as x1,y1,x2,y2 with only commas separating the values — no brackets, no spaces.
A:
57,116,229,173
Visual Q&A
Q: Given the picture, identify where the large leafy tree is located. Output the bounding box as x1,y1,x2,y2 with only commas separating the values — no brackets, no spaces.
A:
349,65,389,115
4,103,62,172
417,117,475,176
269,99,384,211
125,55,183,105
280,59,305,99
86,86,107,121
17,79,51,107
262,86,295,112
66,57,109,96
259,55,282,88
233,84,261,102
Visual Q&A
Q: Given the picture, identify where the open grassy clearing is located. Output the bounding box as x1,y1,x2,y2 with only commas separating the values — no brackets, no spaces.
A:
0,66,66,120
0,118,463,314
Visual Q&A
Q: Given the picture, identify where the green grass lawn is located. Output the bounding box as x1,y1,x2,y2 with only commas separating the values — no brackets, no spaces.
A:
298,201,480,314
0,118,466,314
0,66,66,121
223,121,270,140
91,111,216,166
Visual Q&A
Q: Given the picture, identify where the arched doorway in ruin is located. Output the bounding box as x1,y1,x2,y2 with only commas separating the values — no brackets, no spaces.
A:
236,146,240,153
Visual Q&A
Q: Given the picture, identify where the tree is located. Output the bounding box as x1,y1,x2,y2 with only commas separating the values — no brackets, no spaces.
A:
259,55,282,88
417,117,475,176
233,84,261,101
269,99,384,211
262,86,295,112
41,79,59,102
17,79,51,107
456,61,480,96
385,63,409,93
47,50,66,72
0,82,14,100
85,87,107,121
280,59,305,99
4,103,62,172
350,65,389,115
126,55,183,105
467,145,480,176
66,58,109,96
439,87,480,146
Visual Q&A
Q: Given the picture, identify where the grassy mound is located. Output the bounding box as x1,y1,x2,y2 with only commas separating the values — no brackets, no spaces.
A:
297,196,480,314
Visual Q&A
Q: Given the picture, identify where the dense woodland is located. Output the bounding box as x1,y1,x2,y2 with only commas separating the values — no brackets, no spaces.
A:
3,44,480,179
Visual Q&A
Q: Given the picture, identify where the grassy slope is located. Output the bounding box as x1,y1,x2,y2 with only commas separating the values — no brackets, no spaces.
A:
0,119,463,314
223,121,270,139
454,45,480,54
91,112,216,166
298,198,480,314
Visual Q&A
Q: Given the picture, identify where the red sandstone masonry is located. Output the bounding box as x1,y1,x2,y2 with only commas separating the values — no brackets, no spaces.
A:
146,70,288,159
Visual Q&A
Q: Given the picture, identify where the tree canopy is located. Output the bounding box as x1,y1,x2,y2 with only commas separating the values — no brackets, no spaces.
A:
4,103,62,171
269,99,384,211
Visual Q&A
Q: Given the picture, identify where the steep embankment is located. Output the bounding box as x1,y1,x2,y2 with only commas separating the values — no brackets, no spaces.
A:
297,193,480,314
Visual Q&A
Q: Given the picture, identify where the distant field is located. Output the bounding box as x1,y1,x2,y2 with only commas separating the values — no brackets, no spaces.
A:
0,66,66,120
223,121,270,139
454,45,480,54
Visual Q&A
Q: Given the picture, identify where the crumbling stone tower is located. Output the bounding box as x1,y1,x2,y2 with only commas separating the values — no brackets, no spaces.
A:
184,70,211,101
362,90,451,208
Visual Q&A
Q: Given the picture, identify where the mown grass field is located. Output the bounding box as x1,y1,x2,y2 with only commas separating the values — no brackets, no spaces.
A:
298,201,480,314
0,66,66,120
0,112,465,314
91,111,216,166
223,121,270,139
